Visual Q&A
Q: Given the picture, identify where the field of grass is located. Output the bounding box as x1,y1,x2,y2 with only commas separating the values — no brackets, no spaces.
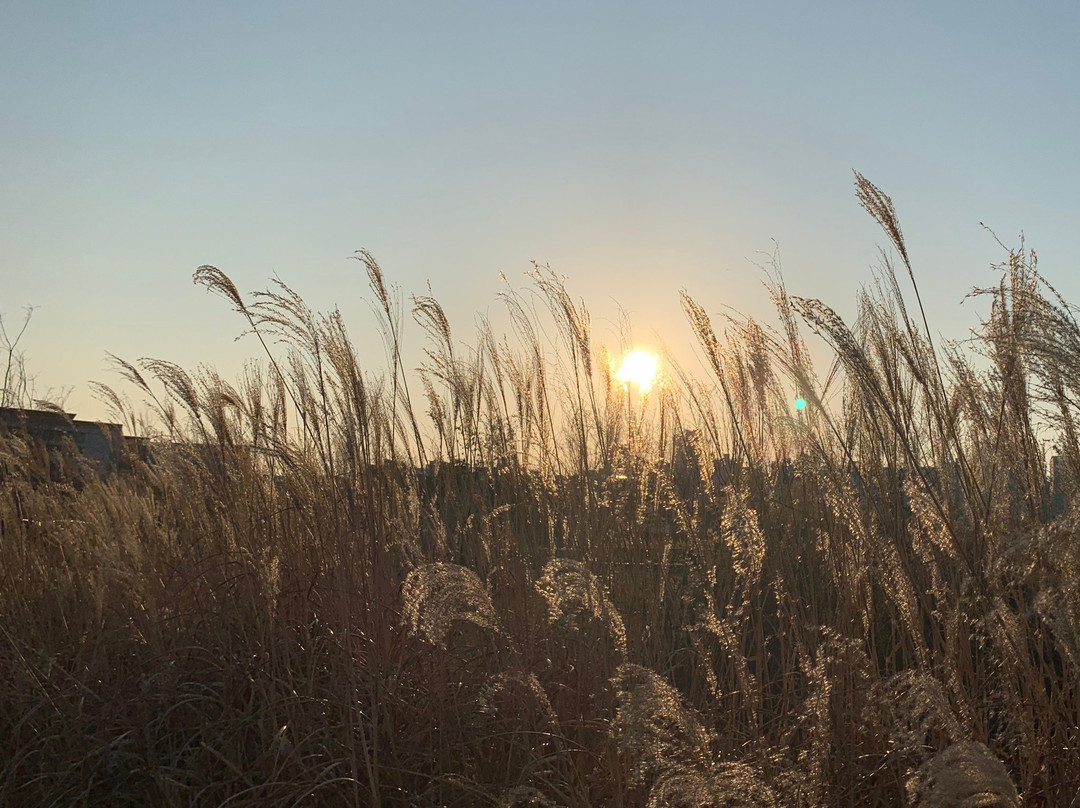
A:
2,176,1077,806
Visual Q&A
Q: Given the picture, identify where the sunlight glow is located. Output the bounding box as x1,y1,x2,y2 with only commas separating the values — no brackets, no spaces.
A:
615,350,660,393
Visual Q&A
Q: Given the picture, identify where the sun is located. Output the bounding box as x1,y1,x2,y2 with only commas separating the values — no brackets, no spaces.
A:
615,350,660,393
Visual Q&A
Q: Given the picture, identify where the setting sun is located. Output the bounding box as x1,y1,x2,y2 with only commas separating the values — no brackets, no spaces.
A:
615,349,660,393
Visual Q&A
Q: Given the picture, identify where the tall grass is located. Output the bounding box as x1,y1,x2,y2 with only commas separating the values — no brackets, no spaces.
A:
1,176,1077,806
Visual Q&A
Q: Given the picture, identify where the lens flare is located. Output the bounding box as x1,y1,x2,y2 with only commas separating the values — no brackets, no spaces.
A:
794,397,807,411
615,350,659,393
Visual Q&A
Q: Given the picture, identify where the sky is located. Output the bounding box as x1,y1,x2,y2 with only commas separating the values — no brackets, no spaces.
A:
2,1,1079,422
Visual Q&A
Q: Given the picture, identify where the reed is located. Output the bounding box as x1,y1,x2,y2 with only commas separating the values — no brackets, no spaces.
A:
2,176,1074,805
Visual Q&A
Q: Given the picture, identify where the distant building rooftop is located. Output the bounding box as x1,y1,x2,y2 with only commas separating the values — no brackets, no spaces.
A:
0,406,124,476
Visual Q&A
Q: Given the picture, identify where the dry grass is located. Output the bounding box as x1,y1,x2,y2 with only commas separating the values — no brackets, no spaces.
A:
909,741,1021,808
2,176,1076,805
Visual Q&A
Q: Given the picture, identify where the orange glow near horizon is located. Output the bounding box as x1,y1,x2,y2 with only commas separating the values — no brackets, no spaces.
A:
615,350,660,393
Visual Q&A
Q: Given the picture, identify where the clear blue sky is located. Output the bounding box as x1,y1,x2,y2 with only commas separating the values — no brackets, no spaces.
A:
3,1,1078,420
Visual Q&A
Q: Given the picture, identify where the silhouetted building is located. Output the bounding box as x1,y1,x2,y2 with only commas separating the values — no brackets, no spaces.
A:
1051,454,1069,517
0,407,123,476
